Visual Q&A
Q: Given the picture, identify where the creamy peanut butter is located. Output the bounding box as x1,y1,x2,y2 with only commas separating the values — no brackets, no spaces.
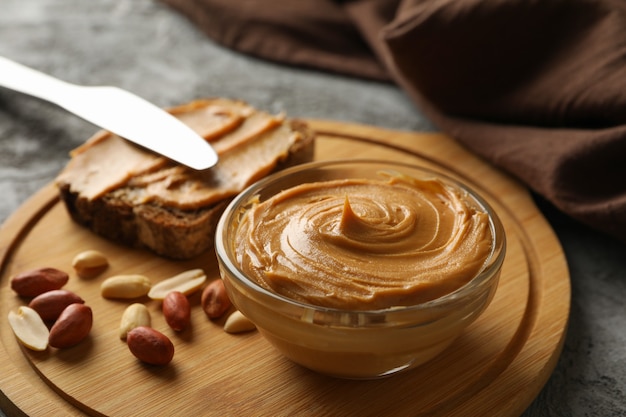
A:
234,172,493,310
56,99,304,209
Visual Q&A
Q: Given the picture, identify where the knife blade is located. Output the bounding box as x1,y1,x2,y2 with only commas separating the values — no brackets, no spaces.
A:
0,56,218,170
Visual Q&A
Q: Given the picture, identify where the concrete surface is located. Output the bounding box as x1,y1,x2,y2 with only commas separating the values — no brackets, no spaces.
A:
0,1,624,416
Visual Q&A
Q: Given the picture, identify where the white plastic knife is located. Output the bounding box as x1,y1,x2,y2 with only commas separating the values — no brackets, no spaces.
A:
0,56,218,170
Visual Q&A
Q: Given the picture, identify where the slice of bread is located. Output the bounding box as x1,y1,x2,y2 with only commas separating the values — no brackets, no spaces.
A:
55,98,315,259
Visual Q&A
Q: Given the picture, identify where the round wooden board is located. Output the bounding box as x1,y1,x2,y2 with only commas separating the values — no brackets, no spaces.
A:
0,120,570,417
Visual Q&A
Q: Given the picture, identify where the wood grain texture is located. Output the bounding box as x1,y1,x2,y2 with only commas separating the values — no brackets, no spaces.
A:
0,120,570,417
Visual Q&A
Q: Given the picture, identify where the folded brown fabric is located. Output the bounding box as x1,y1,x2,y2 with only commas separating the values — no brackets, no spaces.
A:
163,0,626,242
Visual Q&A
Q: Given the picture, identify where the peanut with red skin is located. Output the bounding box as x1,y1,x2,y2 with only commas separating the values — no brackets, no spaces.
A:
48,303,93,348
163,291,190,332
126,326,174,365
201,279,232,319
10,268,69,297
28,289,84,322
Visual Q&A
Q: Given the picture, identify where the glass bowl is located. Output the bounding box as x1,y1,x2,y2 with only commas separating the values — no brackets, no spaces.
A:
215,159,506,379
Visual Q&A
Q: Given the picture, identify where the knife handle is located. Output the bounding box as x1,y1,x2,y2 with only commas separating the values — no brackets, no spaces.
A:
0,56,218,170
0,56,78,105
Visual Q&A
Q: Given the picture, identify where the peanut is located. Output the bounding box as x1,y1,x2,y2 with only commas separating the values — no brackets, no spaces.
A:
126,326,174,365
28,289,85,322
162,291,191,332
224,310,256,334
147,269,206,300
7,306,50,351
201,279,232,319
10,267,69,297
119,303,151,340
72,250,109,278
101,275,151,299
48,303,93,348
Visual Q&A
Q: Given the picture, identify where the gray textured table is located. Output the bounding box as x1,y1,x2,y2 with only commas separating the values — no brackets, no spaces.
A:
1,1,624,416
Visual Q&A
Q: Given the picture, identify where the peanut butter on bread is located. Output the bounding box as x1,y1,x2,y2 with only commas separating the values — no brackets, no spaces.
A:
55,98,315,259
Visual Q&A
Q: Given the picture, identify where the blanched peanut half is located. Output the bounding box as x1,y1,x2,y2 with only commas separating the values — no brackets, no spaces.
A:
101,275,152,299
224,311,256,334
8,306,49,351
72,250,109,278
148,269,206,300
119,303,151,340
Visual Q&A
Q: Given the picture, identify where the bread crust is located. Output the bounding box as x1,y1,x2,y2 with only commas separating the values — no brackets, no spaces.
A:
57,114,315,260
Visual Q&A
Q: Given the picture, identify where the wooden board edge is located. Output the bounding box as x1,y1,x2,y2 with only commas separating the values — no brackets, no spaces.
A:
0,184,85,417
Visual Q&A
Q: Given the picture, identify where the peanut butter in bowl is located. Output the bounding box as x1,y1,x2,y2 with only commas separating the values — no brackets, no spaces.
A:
215,160,506,379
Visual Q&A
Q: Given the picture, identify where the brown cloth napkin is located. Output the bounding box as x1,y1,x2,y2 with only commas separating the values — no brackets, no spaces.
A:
163,0,626,242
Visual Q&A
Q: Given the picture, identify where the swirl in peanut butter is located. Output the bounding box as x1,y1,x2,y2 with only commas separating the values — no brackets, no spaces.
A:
234,173,493,310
